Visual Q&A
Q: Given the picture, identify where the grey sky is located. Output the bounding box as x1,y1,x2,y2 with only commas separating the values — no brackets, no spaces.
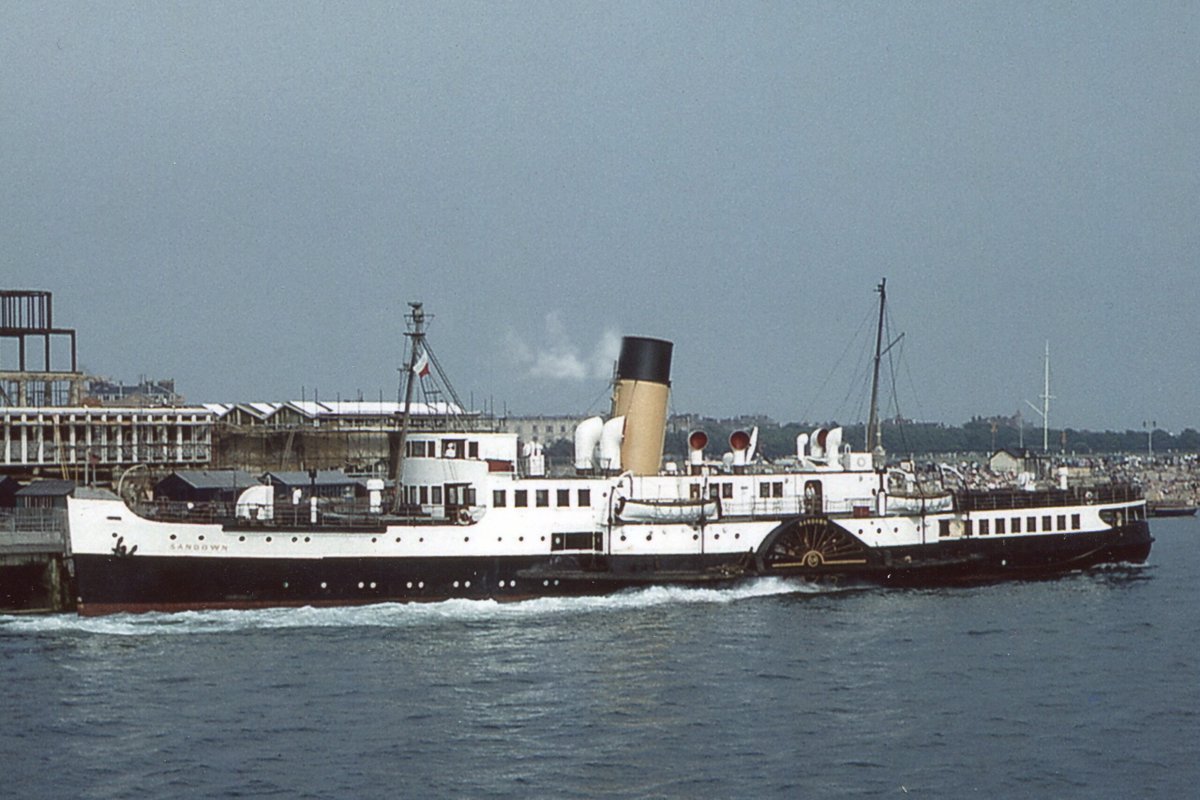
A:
2,2,1197,431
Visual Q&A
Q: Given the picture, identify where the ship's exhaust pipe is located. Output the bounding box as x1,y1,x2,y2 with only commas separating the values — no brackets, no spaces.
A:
610,336,673,476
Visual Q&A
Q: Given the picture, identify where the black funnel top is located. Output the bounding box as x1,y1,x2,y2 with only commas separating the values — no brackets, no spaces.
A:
616,336,673,385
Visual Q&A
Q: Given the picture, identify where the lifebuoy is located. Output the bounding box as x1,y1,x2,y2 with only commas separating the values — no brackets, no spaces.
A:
457,509,471,524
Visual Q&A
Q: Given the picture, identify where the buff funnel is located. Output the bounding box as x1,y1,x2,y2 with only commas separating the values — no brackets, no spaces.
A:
610,336,673,476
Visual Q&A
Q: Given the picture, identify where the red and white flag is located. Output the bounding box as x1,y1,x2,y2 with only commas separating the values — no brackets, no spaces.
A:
411,349,431,377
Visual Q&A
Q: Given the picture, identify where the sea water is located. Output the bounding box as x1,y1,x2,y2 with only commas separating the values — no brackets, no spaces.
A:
2,517,1197,799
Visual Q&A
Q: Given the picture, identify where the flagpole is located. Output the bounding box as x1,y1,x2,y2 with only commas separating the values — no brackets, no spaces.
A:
391,302,426,513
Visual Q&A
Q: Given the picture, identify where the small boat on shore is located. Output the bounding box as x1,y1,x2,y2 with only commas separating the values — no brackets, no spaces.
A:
1146,501,1198,518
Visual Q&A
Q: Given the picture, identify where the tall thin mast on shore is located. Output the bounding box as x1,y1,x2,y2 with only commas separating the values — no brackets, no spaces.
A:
1024,341,1054,452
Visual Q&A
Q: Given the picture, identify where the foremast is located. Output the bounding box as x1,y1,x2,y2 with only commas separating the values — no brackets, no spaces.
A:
866,278,886,455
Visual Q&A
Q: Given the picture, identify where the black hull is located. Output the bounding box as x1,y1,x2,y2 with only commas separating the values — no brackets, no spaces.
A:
71,522,1153,614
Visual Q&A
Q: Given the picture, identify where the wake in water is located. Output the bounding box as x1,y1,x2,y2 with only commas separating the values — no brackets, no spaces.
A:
0,577,839,637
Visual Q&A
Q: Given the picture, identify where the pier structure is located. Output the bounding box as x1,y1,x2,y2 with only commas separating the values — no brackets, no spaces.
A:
1,406,214,482
0,508,71,611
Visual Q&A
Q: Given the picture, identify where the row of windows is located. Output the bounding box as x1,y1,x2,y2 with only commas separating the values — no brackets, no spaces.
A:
493,487,592,509
688,482,787,500
405,439,481,459
405,485,477,506
939,513,1082,538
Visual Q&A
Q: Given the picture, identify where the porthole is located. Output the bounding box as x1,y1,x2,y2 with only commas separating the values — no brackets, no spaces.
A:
320,581,327,589
283,581,289,589
464,536,469,542
620,535,627,541
292,537,298,543
453,581,460,588
370,582,376,589
518,536,524,542
371,537,377,543
693,534,699,541
358,582,365,589
553,580,560,586
464,580,471,588
112,532,119,538
498,580,506,588
543,580,549,587
395,537,401,543
734,533,740,539
419,537,424,543
239,535,245,542
198,535,205,541
406,581,413,589
170,534,177,541
714,534,720,540
418,581,424,589
646,533,653,541
266,536,272,543
304,537,310,543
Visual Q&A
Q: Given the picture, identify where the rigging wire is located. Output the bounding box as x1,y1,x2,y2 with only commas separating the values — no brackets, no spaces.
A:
797,301,875,424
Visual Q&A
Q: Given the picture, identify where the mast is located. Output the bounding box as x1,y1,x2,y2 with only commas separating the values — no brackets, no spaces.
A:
1041,341,1051,452
391,302,426,512
866,278,886,453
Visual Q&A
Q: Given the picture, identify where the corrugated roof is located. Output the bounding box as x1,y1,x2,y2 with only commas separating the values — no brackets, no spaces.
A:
161,470,260,490
15,479,77,496
263,470,363,487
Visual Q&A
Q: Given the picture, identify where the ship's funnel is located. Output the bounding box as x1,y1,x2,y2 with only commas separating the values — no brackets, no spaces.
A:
610,336,673,476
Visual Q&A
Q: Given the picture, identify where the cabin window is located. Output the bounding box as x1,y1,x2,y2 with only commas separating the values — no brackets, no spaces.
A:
759,483,771,499
939,520,951,538
468,441,479,458
710,484,721,500
1057,514,1067,531
1042,515,1052,532
772,482,783,498
514,490,528,508
556,489,570,507
979,519,989,536
722,483,733,499
465,487,476,506
1011,517,1021,533
964,520,973,536
431,486,442,504
1071,513,1081,530
419,486,428,504
536,490,549,508
578,488,591,506
493,490,506,507
995,518,1006,535
1027,516,1037,532
690,484,702,500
